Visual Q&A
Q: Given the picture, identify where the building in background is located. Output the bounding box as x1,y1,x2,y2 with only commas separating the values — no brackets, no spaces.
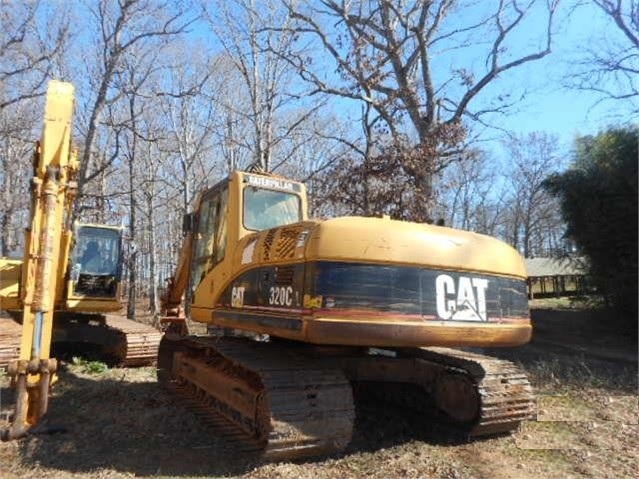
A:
525,257,590,299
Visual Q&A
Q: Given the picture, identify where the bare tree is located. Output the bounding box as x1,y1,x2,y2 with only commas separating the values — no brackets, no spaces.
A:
0,1,69,110
205,0,323,172
74,0,198,213
284,0,559,218
157,56,223,216
0,102,38,255
569,0,638,108
0,2,70,253
131,135,164,317
116,42,206,318
122,66,146,319
148,49,227,315
318,102,409,218
435,149,505,232
501,132,565,257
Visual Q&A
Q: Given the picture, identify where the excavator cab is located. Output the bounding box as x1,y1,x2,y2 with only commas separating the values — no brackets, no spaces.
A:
65,224,123,312
187,173,307,301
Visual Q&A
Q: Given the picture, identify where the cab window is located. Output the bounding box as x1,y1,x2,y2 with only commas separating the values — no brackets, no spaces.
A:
243,187,300,231
74,226,121,276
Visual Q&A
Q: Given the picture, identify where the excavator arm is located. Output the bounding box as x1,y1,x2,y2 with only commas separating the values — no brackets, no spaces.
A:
159,221,195,335
1,81,77,441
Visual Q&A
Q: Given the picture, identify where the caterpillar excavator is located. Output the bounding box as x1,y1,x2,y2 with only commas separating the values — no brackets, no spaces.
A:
158,168,535,461
0,81,160,441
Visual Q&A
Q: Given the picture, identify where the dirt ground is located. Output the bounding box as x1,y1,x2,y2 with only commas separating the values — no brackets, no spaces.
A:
0,302,637,479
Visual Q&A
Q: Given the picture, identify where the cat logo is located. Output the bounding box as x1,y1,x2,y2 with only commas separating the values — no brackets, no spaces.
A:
435,274,488,322
231,286,245,308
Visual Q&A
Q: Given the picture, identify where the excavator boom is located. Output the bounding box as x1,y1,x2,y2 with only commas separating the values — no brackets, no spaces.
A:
159,228,194,335
2,81,77,440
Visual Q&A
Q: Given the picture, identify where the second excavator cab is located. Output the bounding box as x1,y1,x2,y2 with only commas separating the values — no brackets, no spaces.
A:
66,224,123,311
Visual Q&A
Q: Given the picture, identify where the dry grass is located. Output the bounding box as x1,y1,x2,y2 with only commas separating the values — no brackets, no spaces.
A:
1,306,637,479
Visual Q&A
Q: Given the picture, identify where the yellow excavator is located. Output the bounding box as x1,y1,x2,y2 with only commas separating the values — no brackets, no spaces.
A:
0,81,160,440
159,168,535,461
1,221,161,369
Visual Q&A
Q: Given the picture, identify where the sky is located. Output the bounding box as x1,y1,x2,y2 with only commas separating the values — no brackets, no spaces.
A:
480,1,637,163
32,0,637,172
274,0,637,170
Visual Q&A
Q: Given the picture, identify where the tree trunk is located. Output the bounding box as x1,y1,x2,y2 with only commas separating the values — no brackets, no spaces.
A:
1,211,10,256
127,163,137,319
147,180,159,315
126,96,138,320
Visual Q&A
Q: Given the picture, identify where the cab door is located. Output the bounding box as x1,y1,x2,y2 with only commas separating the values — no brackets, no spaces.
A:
189,183,229,304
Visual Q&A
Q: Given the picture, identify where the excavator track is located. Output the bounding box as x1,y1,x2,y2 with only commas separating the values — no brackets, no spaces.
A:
1,314,162,368
157,335,355,461
102,315,162,367
0,316,21,369
364,346,536,435
424,347,535,435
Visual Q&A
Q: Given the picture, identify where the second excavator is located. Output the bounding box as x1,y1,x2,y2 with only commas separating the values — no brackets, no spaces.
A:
1,80,162,440
0,81,161,372
159,168,535,461
1,222,161,368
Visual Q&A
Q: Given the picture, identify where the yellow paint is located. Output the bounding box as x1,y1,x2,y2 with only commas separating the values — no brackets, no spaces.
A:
64,297,122,312
168,170,530,351
303,294,323,309
19,80,77,362
187,171,309,315
0,258,22,310
2,224,125,315
5,81,78,436
303,216,527,279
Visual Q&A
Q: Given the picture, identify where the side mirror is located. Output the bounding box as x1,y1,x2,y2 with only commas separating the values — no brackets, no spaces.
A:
182,213,197,234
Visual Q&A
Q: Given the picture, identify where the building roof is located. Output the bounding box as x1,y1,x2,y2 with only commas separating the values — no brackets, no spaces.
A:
525,257,588,277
